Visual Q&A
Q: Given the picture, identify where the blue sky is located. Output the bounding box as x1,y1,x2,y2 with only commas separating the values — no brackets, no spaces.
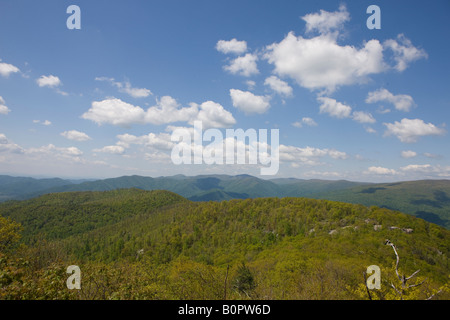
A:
0,0,449,182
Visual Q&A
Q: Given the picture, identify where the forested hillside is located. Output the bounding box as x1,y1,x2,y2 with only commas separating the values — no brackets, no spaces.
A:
2,175,450,229
1,189,448,300
313,180,450,229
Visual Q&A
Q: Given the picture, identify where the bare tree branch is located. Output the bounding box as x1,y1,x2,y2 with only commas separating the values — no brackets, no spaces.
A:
363,271,372,300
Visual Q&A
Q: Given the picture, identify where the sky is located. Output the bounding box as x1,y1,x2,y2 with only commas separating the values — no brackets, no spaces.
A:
0,0,449,182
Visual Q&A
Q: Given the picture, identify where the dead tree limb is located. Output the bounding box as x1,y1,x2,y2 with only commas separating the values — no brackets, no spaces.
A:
384,239,427,299
363,271,372,300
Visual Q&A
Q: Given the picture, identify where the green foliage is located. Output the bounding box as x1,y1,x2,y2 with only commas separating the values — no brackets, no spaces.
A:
1,189,449,300
233,263,256,295
2,174,449,228
0,216,22,252
313,180,450,228
0,189,187,243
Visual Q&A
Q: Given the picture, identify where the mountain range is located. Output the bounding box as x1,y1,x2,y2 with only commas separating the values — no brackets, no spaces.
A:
1,188,448,299
0,174,449,228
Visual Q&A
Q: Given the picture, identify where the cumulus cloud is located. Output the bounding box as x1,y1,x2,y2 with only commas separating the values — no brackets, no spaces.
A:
365,127,377,134
36,75,61,88
264,76,293,97
117,132,174,150
61,130,91,141
301,4,350,34
191,101,236,129
383,118,446,143
301,117,318,127
401,150,417,159
33,119,52,126
0,133,24,154
396,164,450,178
400,164,432,172
365,166,397,175
423,152,441,159
93,145,125,155
366,88,415,112
145,96,199,125
82,98,146,126
279,145,347,166
26,144,83,157
264,32,385,92
230,89,271,114
82,96,235,128
352,111,376,124
216,39,247,54
0,96,11,115
317,97,352,119
36,75,68,95
0,59,20,77
95,77,152,98
224,53,259,77
245,80,256,90
383,34,428,72
292,117,317,128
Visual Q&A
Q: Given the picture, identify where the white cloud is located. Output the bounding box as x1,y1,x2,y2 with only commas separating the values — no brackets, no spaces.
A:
0,96,11,115
366,88,415,112
27,144,83,157
191,100,236,129
144,151,172,163
121,84,152,98
423,152,440,159
117,132,174,151
264,76,293,97
224,53,259,77
279,145,347,165
301,4,350,34
401,150,417,158
400,164,431,172
0,133,24,154
82,96,235,128
303,170,341,178
246,80,256,90
230,89,271,114
145,96,199,125
383,34,428,71
82,98,147,126
352,111,376,124
0,133,6,144
301,117,317,127
365,166,397,175
376,106,391,114
384,118,446,143
36,75,61,88
95,77,152,98
33,119,52,126
0,59,20,77
216,39,247,54
292,117,317,128
365,127,377,134
264,32,385,92
61,130,91,142
317,97,352,119
395,164,450,178
93,145,125,155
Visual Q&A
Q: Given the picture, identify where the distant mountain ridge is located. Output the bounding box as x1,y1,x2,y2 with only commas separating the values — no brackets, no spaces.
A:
0,174,449,228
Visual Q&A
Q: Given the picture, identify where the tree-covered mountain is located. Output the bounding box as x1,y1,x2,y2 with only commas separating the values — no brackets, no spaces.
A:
1,174,450,228
0,188,187,243
312,180,450,229
0,175,75,202
1,189,448,300
0,174,366,201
